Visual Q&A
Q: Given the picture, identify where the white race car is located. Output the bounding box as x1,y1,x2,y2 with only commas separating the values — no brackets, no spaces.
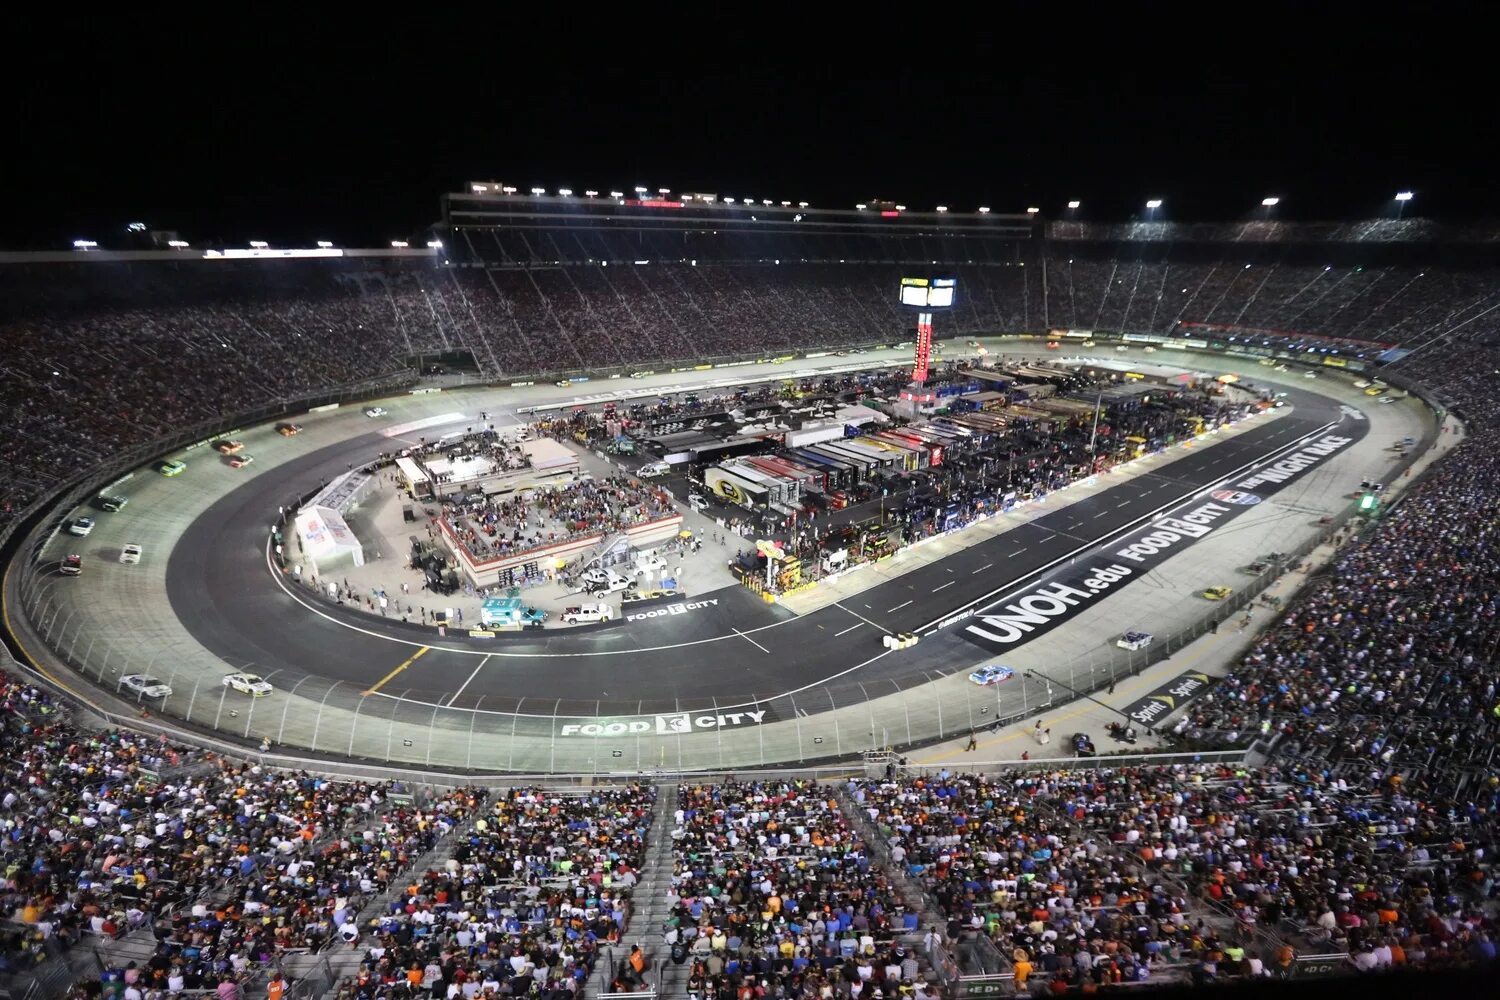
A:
967,664,1016,686
364,406,388,417
223,672,273,697
1117,631,1154,651
69,516,95,537
121,674,172,699
120,544,143,564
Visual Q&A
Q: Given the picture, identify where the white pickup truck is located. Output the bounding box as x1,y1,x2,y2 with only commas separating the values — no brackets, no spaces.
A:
561,603,615,624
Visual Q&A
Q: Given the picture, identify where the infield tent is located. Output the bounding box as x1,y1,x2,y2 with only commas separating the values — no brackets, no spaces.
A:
294,504,365,572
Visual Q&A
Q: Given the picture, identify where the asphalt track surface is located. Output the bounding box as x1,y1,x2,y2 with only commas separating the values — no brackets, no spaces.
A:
166,382,1358,719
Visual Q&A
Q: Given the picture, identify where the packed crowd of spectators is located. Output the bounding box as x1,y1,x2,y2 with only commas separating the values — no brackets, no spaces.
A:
335,784,654,1000
0,661,488,994
857,760,1500,983
666,780,927,1000
442,476,675,563
852,771,1214,989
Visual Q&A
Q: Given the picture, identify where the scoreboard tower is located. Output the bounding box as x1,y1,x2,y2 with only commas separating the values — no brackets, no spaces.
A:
897,276,956,412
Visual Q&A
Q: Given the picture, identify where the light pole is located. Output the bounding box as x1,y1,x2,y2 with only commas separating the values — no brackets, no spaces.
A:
1087,388,1105,457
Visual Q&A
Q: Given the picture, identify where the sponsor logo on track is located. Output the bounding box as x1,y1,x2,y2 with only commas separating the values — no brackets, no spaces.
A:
960,432,1357,652
560,706,773,737
625,598,719,622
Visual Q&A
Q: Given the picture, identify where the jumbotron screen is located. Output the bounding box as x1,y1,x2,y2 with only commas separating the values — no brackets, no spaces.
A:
899,276,956,308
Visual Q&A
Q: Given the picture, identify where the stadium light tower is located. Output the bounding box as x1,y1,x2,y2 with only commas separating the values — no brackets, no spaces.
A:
317,241,334,248
391,240,409,248
978,206,990,214
1261,196,1280,206
249,240,269,248
71,239,98,250
1395,190,1414,218
634,186,648,194
1026,207,1040,215
1145,199,1163,216
1067,200,1081,210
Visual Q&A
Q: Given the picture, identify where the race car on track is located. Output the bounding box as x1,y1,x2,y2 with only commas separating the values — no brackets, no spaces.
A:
364,406,388,418
95,494,128,512
276,422,302,436
121,674,172,699
968,664,1016,686
120,544,143,564
1202,585,1233,601
156,460,186,477
60,554,83,576
228,454,255,469
1117,631,1154,651
214,439,245,454
554,379,572,387
68,516,95,536
1242,561,1271,574
223,672,273,697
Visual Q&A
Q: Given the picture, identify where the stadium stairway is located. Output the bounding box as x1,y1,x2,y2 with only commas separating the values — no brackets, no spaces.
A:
292,810,482,1000
834,784,957,986
590,782,678,997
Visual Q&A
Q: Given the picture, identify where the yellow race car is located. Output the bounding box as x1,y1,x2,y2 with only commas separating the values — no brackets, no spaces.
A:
1202,586,1233,601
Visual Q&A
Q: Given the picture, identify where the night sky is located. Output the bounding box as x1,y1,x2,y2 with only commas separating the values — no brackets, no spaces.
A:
8,14,1490,250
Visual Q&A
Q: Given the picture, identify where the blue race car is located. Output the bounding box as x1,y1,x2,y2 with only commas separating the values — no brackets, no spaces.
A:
968,664,1016,686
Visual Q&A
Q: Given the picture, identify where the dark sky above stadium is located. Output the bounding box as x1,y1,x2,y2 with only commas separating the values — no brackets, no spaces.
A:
8,14,1490,249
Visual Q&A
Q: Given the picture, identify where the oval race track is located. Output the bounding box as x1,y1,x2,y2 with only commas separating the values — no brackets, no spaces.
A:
20,343,1429,770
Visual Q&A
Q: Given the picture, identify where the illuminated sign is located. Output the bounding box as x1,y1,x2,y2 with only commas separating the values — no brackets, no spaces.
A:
912,313,933,383
899,276,956,308
625,199,684,209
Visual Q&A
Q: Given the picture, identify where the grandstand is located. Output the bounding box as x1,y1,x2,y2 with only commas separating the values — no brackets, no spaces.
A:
3,202,1500,998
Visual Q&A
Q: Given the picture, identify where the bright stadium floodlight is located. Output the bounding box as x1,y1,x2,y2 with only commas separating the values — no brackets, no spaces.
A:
658,188,671,195
501,186,518,194
780,200,790,206
530,187,545,195
1262,196,1280,206
895,205,907,211
762,199,772,206
1026,207,1040,214
426,240,442,249
166,240,190,248
249,240,269,248
610,191,624,199
391,240,409,248
126,222,147,232
317,241,334,248
855,203,867,210
798,201,808,208
634,186,648,194
557,188,573,196
72,239,98,249
724,197,736,204
1067,200,1081,209
978,206,990,213
936,205,948,212
1395,191,1414,201
1146,199,1163,209
585,190,599,198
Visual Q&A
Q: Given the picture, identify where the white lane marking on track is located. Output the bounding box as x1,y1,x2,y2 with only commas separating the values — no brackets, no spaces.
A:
887,600,913,613
834,602,891,634
971,563,993,574
733,628,770,653
933,581,955,592
445,655,491,705
834,623,863,636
